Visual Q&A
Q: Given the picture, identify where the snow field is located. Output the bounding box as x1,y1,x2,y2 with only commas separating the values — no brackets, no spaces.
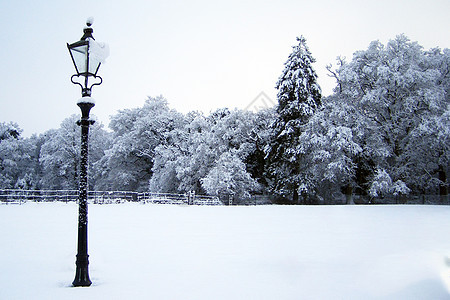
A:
0,203,449,299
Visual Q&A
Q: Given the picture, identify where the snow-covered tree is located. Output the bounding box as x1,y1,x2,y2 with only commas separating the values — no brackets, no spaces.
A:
39,118,79,190
266,36,322,203
404,47,449,200
297,94,363,203
170,111,213,193
96,96,185,191
149,110,219,194
334,35,448,197
244,108,276,189
369,168,411,198
150,107,268,197
201,151,260,199
0,123,36,189
406,104,449,199
0,122,21,141
149,144,183,193
148,109,193,193
39,115,109,190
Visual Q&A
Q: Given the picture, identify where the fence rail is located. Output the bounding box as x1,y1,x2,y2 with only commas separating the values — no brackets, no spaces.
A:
0,189,223,206
138,192,222,205
1,189,446,206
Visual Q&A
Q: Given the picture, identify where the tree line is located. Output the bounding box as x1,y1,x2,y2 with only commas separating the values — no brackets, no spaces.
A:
0,34,448,204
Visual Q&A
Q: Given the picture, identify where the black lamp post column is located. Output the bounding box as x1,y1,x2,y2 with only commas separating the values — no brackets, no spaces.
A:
68,19,107,287
73,101,95,287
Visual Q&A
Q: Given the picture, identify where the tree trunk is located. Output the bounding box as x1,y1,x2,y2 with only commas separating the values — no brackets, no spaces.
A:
293,188,299,204
438,165,448,204
342,185,354,205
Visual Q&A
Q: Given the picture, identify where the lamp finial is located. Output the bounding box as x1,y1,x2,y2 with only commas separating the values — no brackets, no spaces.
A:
86,17,94,27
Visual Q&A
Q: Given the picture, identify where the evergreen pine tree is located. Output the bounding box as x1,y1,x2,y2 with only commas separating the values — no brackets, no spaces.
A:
266,36,322,203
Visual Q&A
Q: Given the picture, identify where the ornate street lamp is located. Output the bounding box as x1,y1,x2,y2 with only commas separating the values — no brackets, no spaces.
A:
67,18,108,287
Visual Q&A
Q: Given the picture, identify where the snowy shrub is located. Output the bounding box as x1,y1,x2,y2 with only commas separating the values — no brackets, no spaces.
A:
201,151,260,199
369,169,411,197
369,169,393,197
392,180,411,196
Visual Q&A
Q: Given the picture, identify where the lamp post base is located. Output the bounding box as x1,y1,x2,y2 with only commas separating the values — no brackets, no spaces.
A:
73,254,92,287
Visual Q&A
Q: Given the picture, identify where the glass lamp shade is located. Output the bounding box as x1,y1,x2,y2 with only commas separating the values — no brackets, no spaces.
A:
67,40,101,77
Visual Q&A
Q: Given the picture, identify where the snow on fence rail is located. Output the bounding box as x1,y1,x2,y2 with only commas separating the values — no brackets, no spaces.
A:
137,192,222,205
0,189,223,206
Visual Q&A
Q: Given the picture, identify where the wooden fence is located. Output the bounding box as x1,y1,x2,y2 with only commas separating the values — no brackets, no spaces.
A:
0,189,223,206
1,189,446,206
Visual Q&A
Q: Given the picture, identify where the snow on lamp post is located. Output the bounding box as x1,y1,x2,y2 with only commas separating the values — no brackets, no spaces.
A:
67,18,109,287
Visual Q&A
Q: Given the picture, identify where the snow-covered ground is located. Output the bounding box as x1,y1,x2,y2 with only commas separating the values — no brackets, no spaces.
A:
1,202,449,300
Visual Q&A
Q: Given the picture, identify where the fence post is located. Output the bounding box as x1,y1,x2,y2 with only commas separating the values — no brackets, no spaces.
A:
228,194,233,206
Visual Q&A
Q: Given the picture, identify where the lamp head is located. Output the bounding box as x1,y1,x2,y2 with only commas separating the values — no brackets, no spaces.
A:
67,19,103,97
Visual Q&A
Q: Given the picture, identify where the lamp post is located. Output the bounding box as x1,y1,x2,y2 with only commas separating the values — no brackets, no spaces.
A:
67,18,106,287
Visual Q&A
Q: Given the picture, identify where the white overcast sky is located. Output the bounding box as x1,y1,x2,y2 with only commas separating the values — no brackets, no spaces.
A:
0,0,449,137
